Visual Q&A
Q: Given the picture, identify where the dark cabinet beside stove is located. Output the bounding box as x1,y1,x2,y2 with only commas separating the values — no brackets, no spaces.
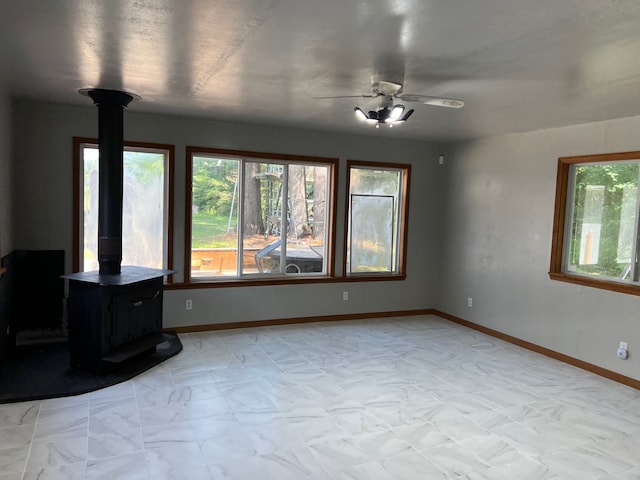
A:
64,266,172,373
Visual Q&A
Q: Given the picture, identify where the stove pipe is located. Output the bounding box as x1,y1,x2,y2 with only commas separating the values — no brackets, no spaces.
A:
86,89,135,275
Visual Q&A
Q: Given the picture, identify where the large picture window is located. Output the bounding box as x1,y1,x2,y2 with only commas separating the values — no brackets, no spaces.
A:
73,138,174,274
346,161,410,277
186,147,336,281
550,151,640,295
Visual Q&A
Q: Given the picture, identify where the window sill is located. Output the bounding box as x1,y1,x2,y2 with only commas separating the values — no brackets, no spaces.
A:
549,272,640,296
344,273,406,282
166,273,406,289
167,276,336,289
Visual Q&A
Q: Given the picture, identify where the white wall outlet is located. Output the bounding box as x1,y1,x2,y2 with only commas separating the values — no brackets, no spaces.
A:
617,341,629,360
438,155,444,165
185,299,193,310
467,297,473,307
343,291,349,301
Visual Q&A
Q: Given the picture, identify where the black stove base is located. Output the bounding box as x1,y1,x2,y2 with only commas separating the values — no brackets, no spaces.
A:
0,332,182,404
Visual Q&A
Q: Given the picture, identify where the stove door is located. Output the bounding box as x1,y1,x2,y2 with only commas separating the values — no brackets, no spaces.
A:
109,282,162,351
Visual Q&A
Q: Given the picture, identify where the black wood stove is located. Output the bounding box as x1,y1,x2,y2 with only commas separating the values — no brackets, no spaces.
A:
63,266,170,373
63,89,173,374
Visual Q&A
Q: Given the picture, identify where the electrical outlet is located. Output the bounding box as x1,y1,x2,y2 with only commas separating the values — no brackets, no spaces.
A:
618,341,629,360
186,299,193,310
467,297,473,307
343,291,349,301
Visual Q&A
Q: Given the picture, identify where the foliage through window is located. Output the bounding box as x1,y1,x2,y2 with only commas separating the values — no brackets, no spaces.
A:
187,147,336,280
73,138,173,273
346,161,410,276
550,151,640,295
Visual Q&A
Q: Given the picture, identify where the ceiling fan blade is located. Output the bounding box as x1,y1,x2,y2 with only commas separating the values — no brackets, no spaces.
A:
313,94,379,99
396,94,465,108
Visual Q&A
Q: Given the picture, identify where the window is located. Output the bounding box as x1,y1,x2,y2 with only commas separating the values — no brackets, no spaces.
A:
550,151,640,295
345,161,410,276
73,138,174,274
186,147,336,281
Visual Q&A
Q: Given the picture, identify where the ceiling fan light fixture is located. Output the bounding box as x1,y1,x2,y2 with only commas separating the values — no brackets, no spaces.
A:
354,103,414,128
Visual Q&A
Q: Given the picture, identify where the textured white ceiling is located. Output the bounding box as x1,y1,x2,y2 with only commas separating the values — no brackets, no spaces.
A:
2,0,640,141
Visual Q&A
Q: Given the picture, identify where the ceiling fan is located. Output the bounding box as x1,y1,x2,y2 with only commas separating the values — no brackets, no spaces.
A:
314,80,464,127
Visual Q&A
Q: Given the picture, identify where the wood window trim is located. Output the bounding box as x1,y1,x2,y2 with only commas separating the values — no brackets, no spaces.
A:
549,150,640,296
344,160,411,279
72,137,175,281
184,146,339,284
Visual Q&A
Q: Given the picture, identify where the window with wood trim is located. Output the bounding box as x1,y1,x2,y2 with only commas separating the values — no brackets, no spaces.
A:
186,147,337,282
345,160,410,277
73,138,174,275
550,151,640,295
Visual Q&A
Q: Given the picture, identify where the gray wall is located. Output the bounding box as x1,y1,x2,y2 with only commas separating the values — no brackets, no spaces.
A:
12,99,440,327
436,116,640,380
0,91,12,256
10,98,640,381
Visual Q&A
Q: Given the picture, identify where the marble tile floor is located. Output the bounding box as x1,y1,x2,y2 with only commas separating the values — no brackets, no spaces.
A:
1,314,639,479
